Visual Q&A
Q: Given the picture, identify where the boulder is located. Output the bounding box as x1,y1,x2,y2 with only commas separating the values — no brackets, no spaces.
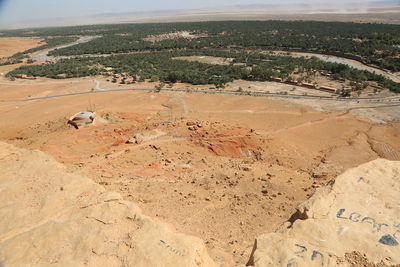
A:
248,159,400,266
0,142,216,267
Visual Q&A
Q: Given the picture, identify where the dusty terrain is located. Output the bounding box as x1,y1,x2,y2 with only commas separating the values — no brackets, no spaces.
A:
5,6,399,29
1,37,400,266
173,56,235,66
0,37,43,58
1,143,399,267
143,31,201,43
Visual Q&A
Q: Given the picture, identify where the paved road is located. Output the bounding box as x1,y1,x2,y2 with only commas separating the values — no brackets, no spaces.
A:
8,87,400,106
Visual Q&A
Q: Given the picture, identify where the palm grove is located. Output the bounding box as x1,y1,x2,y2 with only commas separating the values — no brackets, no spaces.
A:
2,20,400,93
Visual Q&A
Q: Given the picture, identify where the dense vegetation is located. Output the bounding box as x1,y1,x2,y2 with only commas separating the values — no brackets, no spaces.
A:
2,21,397,71
2,21,400,93
22,36,79,55
8,49,400,93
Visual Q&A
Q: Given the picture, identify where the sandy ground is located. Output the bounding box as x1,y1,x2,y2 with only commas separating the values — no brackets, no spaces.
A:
7,7,399,29
0,37,43,58
126,8,400,25
227,80,333,97
1,38,400,266
1,79,400,265
173,56,235,66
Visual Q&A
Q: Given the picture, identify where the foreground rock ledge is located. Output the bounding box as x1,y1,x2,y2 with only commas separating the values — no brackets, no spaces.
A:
0,142,216,267
248,158,400,267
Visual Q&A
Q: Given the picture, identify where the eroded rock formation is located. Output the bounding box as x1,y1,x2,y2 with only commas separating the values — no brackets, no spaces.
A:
0,142,216,267
248,159,400,266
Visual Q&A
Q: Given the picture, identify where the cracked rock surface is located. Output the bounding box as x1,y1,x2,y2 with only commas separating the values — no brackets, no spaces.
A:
0,142,216,267
248,158,400,267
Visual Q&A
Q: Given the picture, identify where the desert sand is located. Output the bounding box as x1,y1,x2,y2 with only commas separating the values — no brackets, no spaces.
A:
1,37,400,266
0,37,43,58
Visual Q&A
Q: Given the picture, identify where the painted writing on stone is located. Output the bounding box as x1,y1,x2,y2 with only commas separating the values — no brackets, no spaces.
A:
158,240,186,257
336,208,399,246
287,243,334,266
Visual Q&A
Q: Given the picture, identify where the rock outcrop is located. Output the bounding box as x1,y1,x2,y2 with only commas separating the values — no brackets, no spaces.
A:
248,159,400,266
0,142,216,267
2,140,399,267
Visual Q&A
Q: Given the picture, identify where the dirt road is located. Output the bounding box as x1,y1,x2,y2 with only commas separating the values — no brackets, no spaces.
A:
31,36,96,62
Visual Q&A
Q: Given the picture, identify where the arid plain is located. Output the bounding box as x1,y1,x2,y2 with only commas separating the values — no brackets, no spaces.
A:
1,38,400,266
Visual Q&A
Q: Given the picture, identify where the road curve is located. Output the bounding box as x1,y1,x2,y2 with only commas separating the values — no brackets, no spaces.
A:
32,36,97,62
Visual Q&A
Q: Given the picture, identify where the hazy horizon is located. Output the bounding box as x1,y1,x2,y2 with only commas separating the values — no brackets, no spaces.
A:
0,0,398,29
